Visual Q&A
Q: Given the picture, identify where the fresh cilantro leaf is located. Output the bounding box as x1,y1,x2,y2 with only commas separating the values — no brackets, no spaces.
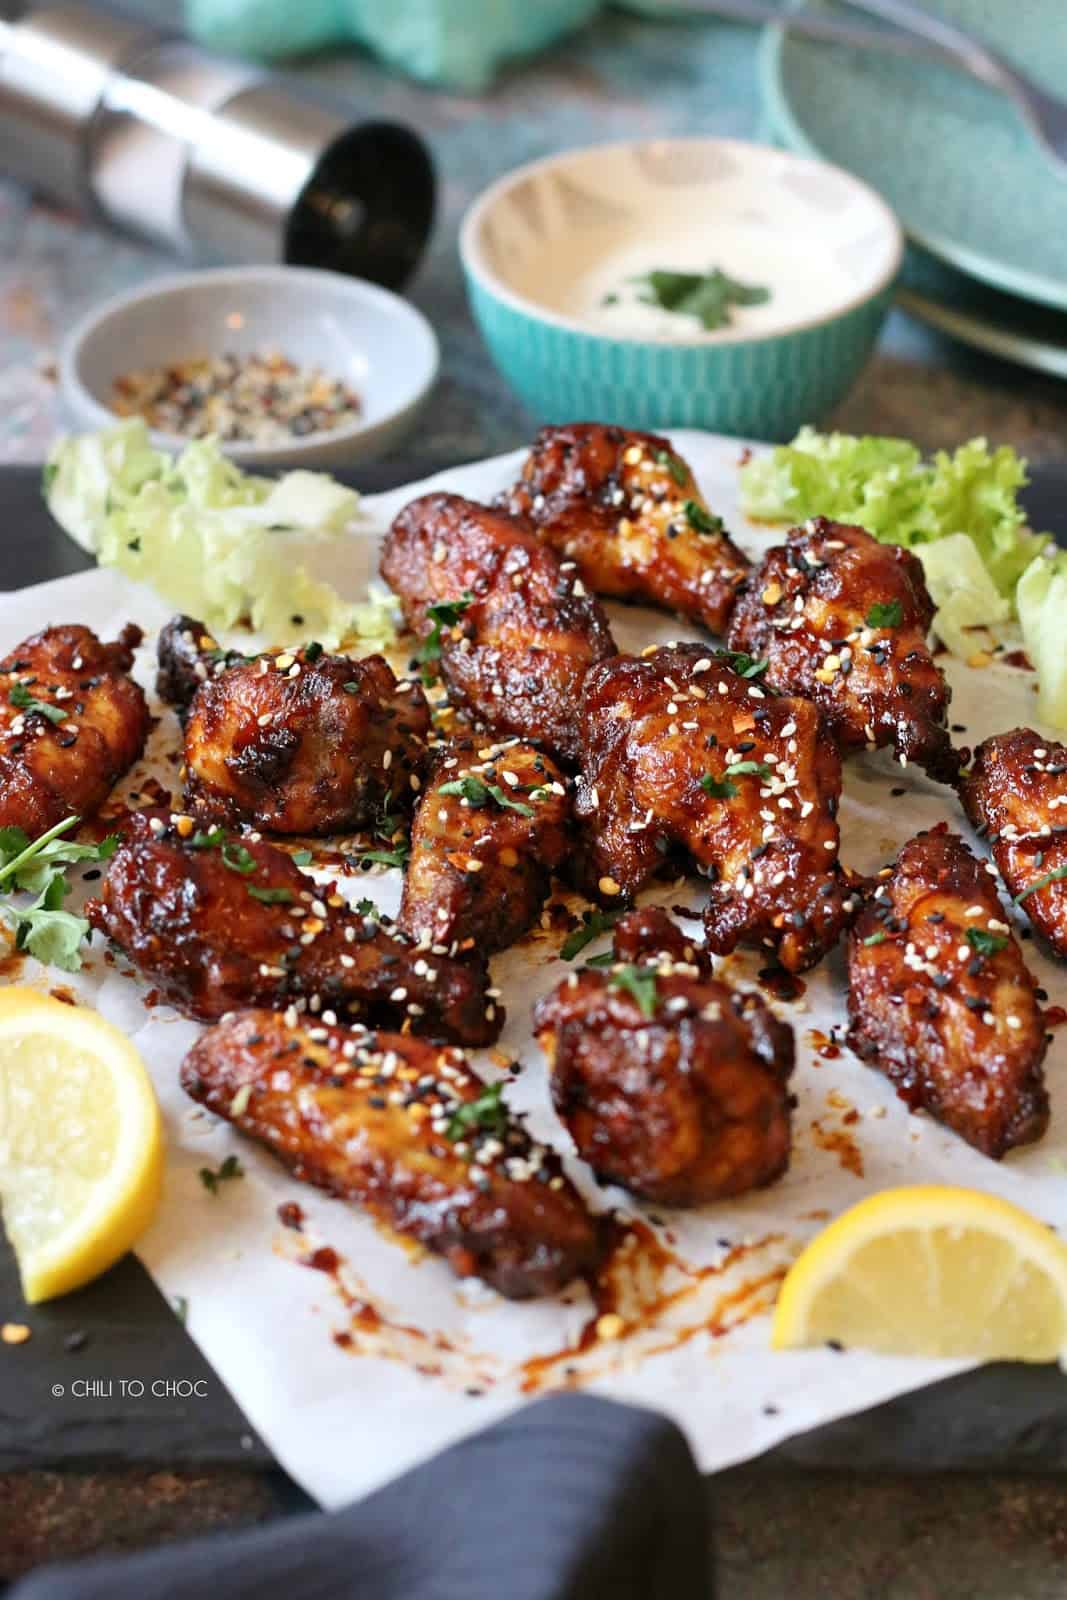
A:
247,885,294,904
446,1081,509,1142
585,951,616,968
199,1154,244,1195
655,449,687,487
965,927,1008,957
560,906,622,961
359,845,409,870
700,773,738,800
725,760,772,780
9,682,67,724
355,897,378,918
417,592,474,670
715,650,767,680
608,964,659,1018
291,849,314,868
5,871,90,972
303,641,323,662
342,681,360,694
684,500,724,537
438,775,535,817
863,931,888,946
1014,864,1067,903
866,600,903,629
632,266,770,331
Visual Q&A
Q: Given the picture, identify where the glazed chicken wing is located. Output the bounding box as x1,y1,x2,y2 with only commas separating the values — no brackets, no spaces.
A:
381,493,616,765
847,827,1048,1158
961,729,1067,959
158,619,430,835
501,423,749,636
399,737,571,953
182,1011,601,1299
535,908,794,1205
87,810,502,1045
728,518,959,783
576,644,851,972
0,624,149,836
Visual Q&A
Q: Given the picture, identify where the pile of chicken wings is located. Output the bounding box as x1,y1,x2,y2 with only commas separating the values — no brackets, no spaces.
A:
6,422,1063,1300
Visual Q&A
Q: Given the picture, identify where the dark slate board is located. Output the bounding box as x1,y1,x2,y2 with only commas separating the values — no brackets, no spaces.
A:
2,453,1067,1475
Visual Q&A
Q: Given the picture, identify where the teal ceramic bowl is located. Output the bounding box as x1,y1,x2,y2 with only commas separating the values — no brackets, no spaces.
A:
459,138,902,440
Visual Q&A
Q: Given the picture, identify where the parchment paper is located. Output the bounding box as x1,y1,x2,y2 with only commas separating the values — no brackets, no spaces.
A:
4,433,1065,1509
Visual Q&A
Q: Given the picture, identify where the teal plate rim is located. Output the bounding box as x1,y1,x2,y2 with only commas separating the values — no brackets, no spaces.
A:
759,17,1067,314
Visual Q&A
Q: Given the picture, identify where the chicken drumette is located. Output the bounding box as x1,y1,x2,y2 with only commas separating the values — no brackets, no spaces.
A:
534,908,794,1205
961,729,1067,959
87,810,502,1045
183,1011,601,1299
156,617,430,835
501,423,750,636
847,827,1049,1158
381,493,616,765
575,644,851,972
0,624,149,836
727,518,959,783
399,737,571,954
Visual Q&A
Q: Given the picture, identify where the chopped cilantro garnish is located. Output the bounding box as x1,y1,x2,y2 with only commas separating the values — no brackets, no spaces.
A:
715,650,767,680
863,931,888,947
221,840,256,875
303,641,323,662
0,816,117,971
965,927,1008,956
446,1081,509,1141
291,849,314,868
360,844,410,870
248,885,294,904
560,906,622,961
608,964,658,1018
684,500,724,537
866,601,903,629
700,773,738,800
725,760,772,780
585,951,616,969
438,774,534,816
632,266,770,331
189,827,225,850
417,592,474,673
199,1154,244,1195
9,682,66,724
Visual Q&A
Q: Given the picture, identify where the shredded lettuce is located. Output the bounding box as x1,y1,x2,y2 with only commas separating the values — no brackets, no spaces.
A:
915,534,1011,659
1017,552,1067,732
740,428,1047,601
44,420,391,652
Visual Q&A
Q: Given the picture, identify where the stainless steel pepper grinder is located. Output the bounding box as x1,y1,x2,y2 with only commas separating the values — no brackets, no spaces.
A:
0,1,436,288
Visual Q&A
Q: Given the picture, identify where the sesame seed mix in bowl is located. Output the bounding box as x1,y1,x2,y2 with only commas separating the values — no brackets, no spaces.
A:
111,350,362,445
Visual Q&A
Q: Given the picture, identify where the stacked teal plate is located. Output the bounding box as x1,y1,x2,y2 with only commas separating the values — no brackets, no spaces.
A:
762,0,1067,376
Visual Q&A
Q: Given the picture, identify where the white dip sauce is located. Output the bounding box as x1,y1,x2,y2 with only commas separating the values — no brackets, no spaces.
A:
510,221,856,339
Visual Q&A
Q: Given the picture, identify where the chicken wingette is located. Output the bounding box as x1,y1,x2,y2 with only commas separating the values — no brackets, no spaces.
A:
87,810,503,1046
0,624,149,834
501,423,749,636
728,518,960,783
399,737,571,953
182,1010,602,1299
847,828,1049,1158
381,493,616,765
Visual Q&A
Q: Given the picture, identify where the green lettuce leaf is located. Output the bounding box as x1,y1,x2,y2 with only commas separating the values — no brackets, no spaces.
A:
1017,552,1067,731
915,534,1011,659
44,420,384,652
739,428,1047,602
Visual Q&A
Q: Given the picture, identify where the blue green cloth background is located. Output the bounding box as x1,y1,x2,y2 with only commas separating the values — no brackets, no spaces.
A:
184,0,685,90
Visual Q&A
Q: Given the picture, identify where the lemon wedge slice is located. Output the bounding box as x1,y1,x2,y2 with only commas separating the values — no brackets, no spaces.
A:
0,988,163,1303
773,1186,1067,1363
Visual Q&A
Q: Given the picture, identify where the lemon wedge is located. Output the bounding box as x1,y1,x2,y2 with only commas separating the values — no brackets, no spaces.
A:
0,988,163,1303
773,1186,1067,1363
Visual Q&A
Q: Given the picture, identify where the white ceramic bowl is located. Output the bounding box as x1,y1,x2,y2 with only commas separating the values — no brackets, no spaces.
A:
59,265,439,469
